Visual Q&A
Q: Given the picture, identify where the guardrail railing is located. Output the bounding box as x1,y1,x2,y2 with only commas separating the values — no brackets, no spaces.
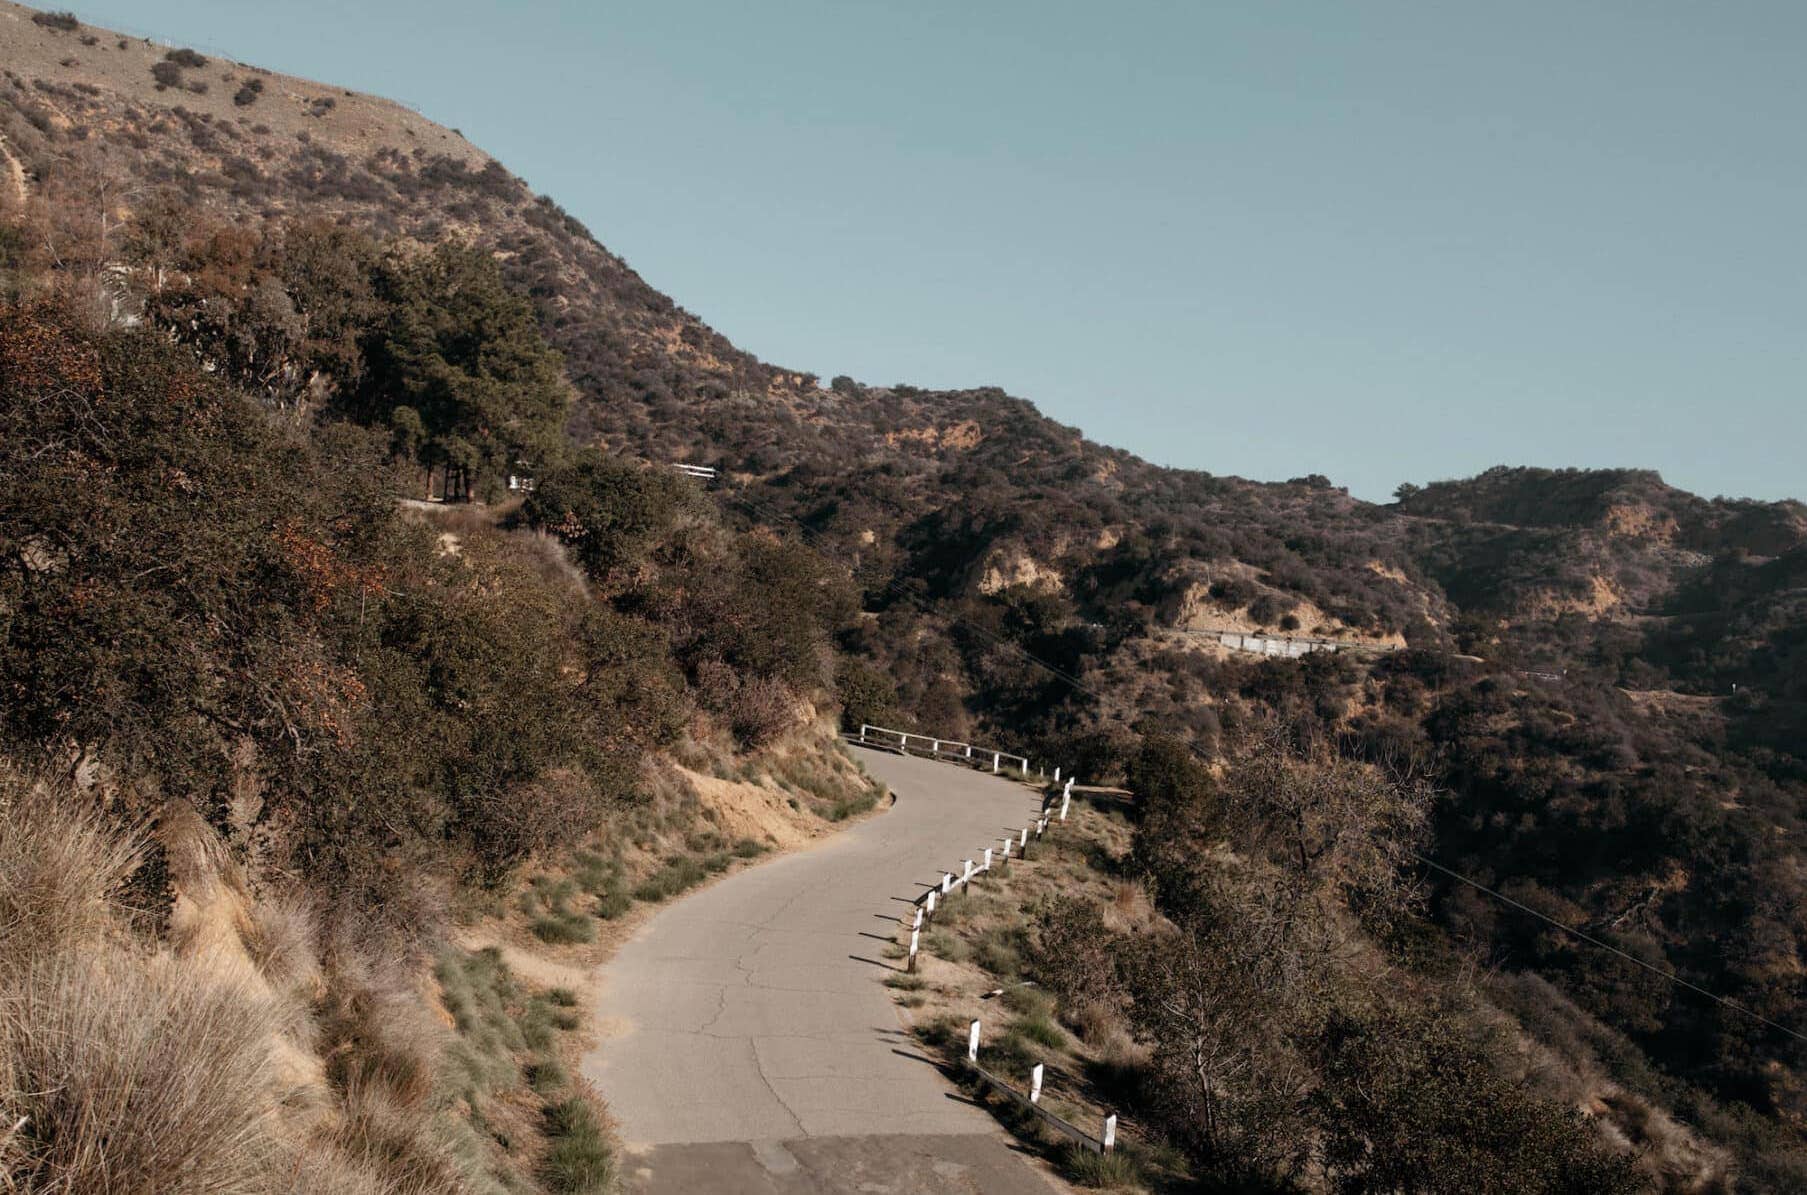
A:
850,723,1047,778
858,745,1122,1153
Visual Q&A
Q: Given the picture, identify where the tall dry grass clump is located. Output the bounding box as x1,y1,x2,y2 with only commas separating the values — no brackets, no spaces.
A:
0,952,285,1192
0,774,286,1192
0,773,142,963
0,774,505,1194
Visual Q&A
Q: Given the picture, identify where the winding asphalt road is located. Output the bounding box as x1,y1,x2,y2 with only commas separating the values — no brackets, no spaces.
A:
582,747,1062,1193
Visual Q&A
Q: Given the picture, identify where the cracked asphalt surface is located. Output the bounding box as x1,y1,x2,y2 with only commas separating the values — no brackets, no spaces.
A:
582,746,1063,1193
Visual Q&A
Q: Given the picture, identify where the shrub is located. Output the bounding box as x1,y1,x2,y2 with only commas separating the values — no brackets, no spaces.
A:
149,60,183,88
31,11,80,31
233,78,264,106
164,47,208,67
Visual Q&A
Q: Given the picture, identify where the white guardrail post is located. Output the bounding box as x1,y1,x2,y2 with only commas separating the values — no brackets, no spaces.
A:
1103,1114,1117,1152
908,928,920,971
1030,1063,1044,1105
968,1019,981,1063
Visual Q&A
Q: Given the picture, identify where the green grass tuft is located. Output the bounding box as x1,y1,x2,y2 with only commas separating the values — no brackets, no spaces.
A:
1062,1144,1144,1189
541,1097,616,1193
632,856,710,902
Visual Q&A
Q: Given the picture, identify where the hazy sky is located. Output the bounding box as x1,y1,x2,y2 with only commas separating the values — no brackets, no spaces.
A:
63,1,1806,502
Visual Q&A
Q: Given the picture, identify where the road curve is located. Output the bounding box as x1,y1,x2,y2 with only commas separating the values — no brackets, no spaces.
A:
581,746,1061,1193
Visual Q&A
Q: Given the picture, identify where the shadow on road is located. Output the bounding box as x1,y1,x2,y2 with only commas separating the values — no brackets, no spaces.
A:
849,953,903,972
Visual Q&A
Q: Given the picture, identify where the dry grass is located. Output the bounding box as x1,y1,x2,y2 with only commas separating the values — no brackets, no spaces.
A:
1,950,286,1192
0,774,142,964
0,773,574,1195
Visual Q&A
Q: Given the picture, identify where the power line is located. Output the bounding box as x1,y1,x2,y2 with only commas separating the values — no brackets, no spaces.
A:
710,471,1807,1047
1409,852,1807,1045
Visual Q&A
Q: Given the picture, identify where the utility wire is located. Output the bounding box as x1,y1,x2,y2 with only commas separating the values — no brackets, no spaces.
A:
705,470,1807,1046
1409,851,1807,1045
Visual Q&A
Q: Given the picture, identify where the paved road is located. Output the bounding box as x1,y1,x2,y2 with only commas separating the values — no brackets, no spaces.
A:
582,747,1061,1194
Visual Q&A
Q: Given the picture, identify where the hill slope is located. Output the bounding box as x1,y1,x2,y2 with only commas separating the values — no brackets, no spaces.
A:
7,3,1807,1190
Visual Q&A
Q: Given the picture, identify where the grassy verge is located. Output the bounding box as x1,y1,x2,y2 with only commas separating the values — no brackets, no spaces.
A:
437,945,615,1194
884,803,1192,1193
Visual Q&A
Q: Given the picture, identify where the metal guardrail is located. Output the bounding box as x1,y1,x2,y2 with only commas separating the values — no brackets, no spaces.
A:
851,724,1037,777
967,1059,1115,1153
862,745,1118,1153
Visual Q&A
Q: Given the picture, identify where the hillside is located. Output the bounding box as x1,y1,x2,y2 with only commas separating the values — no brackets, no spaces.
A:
5,3,1807,1192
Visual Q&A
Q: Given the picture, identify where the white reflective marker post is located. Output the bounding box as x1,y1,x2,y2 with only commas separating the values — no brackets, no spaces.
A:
925,890,936,920
1029,1063,1044,1104
942,873,953,896
962,859,974,888
912,905,923,931
908,928,920,971
1103,1114,1118,1152
967,1019,981,1062
983,847,993,871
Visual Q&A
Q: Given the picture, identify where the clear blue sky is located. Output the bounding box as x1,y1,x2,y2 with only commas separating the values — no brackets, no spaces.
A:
67,1,1806,502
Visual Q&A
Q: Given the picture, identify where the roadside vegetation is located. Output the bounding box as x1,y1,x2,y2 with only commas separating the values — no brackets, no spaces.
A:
894,745,1651,1193
0,186,877,1192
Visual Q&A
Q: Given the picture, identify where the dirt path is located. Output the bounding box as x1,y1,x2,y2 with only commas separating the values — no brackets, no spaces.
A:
0,131,27,208
582,747,1062,1193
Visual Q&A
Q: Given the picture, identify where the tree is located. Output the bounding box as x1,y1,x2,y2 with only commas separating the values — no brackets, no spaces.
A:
367,244,569,501
1311,999,1640,1194
524,448,703,583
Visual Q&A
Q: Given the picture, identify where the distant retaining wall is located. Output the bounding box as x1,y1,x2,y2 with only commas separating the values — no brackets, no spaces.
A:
1189,628,1399,659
